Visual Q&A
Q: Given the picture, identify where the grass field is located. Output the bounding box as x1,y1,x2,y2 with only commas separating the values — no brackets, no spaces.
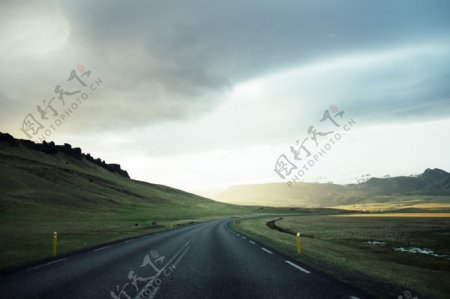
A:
332,202,450,212
231,214,450,299
338,213,450,217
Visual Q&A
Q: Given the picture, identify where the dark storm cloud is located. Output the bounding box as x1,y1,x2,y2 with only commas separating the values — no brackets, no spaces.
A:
1,0,450,134
63,0,450,80
59,0,450,125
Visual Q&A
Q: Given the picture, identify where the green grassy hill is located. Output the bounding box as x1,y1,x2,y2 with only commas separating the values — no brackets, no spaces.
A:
0,132,259,269
0,132,251,219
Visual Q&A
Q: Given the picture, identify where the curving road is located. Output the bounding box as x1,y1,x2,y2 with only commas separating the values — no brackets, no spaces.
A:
0,219,369,299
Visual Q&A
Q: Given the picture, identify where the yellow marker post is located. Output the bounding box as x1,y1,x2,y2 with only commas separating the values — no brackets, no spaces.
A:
52,232,58,256
296,232,301,255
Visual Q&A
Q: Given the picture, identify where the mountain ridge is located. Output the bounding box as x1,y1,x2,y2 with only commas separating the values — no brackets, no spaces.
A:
215,168,450,207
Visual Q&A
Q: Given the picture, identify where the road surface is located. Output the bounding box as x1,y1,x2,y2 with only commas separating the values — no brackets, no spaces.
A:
0,219,369,298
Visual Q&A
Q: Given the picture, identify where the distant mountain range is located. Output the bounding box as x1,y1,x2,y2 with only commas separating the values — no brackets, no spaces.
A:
361,168,450,195
215,168,450,207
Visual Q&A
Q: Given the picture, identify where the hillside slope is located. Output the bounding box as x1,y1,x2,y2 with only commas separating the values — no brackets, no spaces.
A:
0,132,245,217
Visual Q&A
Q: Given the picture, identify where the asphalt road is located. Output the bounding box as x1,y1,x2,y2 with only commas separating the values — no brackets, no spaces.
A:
0,219,369,299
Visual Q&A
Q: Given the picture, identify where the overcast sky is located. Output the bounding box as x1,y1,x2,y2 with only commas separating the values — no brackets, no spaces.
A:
1,0,449,194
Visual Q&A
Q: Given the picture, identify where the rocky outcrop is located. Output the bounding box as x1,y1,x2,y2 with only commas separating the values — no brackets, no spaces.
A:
0,132,130,179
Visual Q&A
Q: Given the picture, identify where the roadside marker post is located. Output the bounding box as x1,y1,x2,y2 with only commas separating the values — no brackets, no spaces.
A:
296,232,301,255
53,232,58,256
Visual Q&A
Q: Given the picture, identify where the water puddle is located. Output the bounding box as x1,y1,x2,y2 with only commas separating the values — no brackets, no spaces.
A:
366,241,386,246
365,241,448,259
393,247,445,257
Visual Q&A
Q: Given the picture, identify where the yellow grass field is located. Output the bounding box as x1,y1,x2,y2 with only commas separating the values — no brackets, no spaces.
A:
336,213,450,217
332,202,450,212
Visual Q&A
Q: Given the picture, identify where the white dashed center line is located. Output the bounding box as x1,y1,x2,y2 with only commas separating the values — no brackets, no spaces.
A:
249,241,256,245
285,260,311,274
94,245,110,252
27,258,67,271
261,247,273,254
